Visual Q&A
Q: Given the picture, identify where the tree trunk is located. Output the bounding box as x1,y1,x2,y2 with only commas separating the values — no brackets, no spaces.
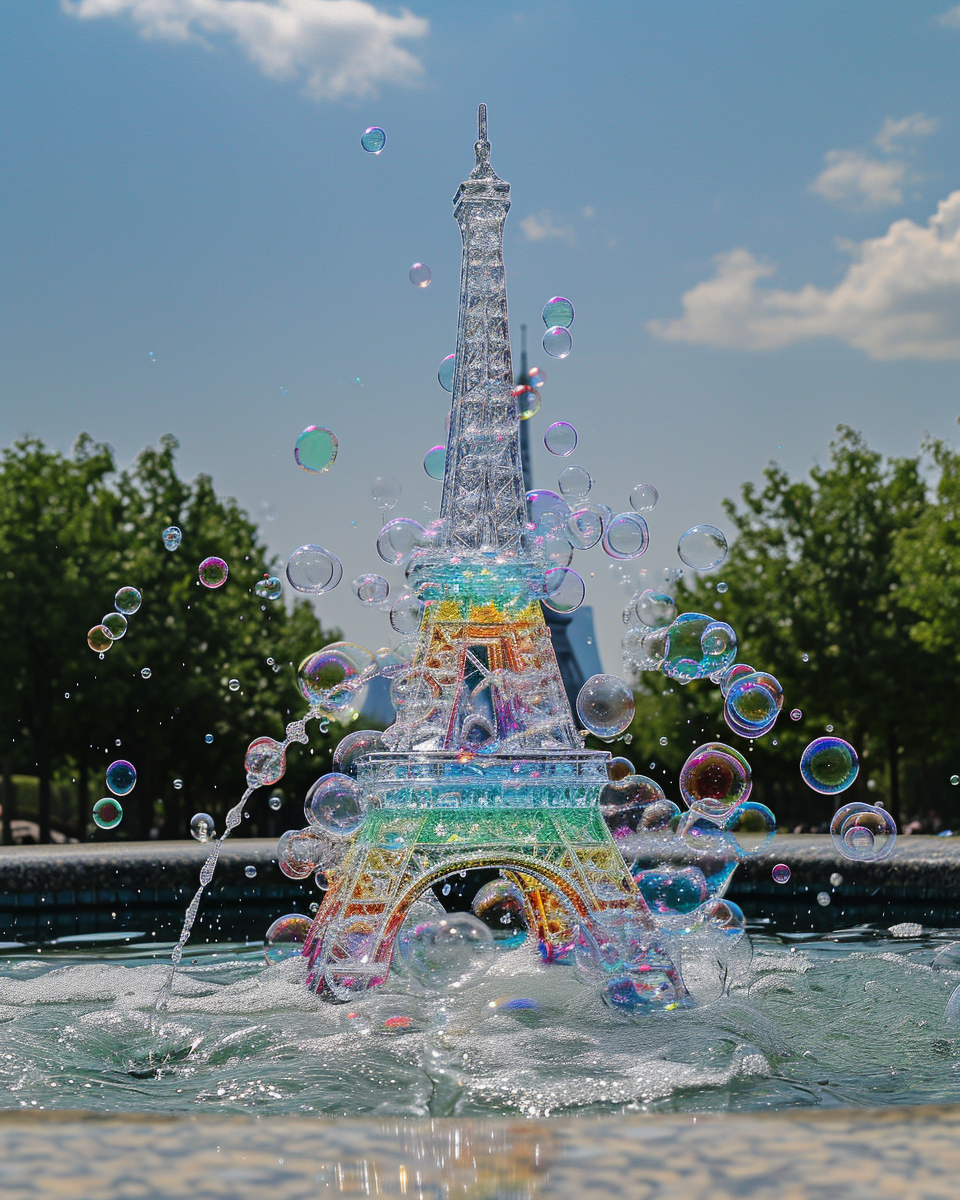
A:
1,758,13,845
77,754,89,841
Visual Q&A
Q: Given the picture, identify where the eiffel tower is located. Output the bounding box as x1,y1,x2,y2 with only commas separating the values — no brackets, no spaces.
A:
303,108,663,999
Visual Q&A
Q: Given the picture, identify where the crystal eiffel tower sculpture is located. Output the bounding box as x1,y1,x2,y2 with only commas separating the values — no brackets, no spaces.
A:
300,108,668,999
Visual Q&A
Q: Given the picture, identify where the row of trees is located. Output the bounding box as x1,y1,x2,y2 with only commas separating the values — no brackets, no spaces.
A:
0,434,341,842
623,426,960,832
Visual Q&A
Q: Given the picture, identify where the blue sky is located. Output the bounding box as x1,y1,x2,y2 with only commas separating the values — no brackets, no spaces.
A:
4,0,960,670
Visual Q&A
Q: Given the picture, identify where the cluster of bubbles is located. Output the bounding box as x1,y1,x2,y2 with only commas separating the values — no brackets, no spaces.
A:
541,296,574,359
91,759,137,830
86,586,142,656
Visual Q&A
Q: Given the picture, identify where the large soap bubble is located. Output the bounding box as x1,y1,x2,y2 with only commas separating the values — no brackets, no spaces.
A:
114,586,141,615
285,544,343,594
360,126,386,153
678,525,728,570
565,507,604,550
198,557,229,588
297,642,378,713
471,879,528,948
602,513,649,561
541,296,574,327
244,736,286,787
332,729,384,776
633,867,708,916
830,801,897,861
162,526,181,551
423,445,446,479
264,913,311,963
294,425,338,473
397,913,493,991
255,575,283,600
371,474,401,510
558,465,592,500
725,801,777,856
105,759,137,797
679,742,751,816
576,673,635,737
376,517,427,566
629,484,658,513
190,812,216,842
102,612,128,640
543,566,585,613
662,613,737,682
92,797,123,830
542,326,572,358
724,670,783,738
636,589,676,628
800,736,859,794
277,828,326,878
87,625,113,653
513,384,541,419
600,775,677,840
352,573,389,605
438,354,456,392
305,772,366,837
544,422,577,456
409,262,432,287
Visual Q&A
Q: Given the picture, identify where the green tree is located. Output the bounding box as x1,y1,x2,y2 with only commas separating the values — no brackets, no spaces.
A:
0,434,343,842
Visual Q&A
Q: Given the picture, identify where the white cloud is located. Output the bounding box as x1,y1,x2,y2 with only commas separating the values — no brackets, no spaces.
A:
63,0,429,100
874,112,938,154
648,191,960,361
519,210,575,246
810,150,908,210
937,4,960,28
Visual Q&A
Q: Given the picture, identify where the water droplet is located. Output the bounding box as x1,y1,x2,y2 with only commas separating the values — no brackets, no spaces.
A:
162,526,182,551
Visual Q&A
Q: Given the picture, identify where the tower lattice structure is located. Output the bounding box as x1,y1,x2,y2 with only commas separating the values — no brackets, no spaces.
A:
303,108,659,999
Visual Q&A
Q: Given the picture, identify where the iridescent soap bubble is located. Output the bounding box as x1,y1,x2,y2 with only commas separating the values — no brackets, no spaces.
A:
352,573,389,605
305,772,365,836
678,525,728,570
102,612,128,640
277,828,325,879
254,575,283,600
697,897,747,938
602,513,649,561
816,891,831,907
162,526,181,551
438,354,456,392
105,759,137,796
720,662,754,696
397,914,493,991
376,517,426,566
245,736,286,786
830,802,897,862
543,566,585,613
633,867,708,915
565,506,604,550
244,864,257,879
636,589,676,628
606,756,635,781
190,812,216,842
599,775,672,839
332,729,384,776
772,863,791,884
268,794,282,811
512,384,541,419
526,489,569,528
679,742,751,816
92,797,123,830
724,671,783,738
725,801,777,856
371,474,401,509
576,673,635,738
204,733,213,744
389,591,423,634
198,557,229,588
409,262,431,287
662,613,737,682
297,642,378,712
228,678,240,691
140,668,151,679
294,425,338,473
471,879,528,948
114,586,141,615
800,737,859,794
790,708,802,721
543,326,572,358
360,126,386,153
264,914,311,964
629,484,659,513
285,544,343,594
544,422,577,456
423,445,446,479
541,296,574,328
558,464,592,500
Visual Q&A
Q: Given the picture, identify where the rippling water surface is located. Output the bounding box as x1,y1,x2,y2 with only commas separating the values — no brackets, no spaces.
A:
2,931,960,1118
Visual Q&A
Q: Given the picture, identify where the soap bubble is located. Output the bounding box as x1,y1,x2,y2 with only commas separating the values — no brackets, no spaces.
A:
305,772,365,836
527,365,546,388
602,960,682,1015
245,736,286,786
602,513,649,560
599,775,672,839
634,867,708,915
544,422,577,456
377,517,426,565
719,662,754,696
294,425,338,473
244,864,257,879
102,612,128,640
409,262,431,287
140,668,151,679
268,794,282,811
636,589,676,628
87,625,113,653
352,573,389,605
173,779,183,790
724,671,783,738
543,326,572,358
576,673,635,737
389,591,423,634
829,872,843,887
629,484,659,513
541,296,574,327
162,526,182,551
471,879,528,948
543,566,585,613
105,759,137,797
725,801,777,856
360,126,386,153
333,729,384,776
565,507,604,550
679,743,752,816
607,756,635,781
114,586,141,614
513,384,541,419
526,489,569,528
254,575,283,600
397,914,493,991
198,557,229,588
698,897,747,939
371,474,401,510
816,892,831,907
204,734,213,743
558,465,592,500
830,802,897,862
801,737,859,794
678,525,728,570
92,798,123,830
277,828,327,879
772,863,791,884
228,678,240,691
790,708,802,721
438,354,456,392
190,812,216,842
662,614,737,682
285,544,343,594
264,914,311,964
297,642,377,712
423,445,446,479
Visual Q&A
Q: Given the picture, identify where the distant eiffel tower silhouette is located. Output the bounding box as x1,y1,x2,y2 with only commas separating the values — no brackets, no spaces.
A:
303,107,666,999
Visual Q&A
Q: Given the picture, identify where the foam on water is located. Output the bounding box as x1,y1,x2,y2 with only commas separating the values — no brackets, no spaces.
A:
2,933,959,1118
